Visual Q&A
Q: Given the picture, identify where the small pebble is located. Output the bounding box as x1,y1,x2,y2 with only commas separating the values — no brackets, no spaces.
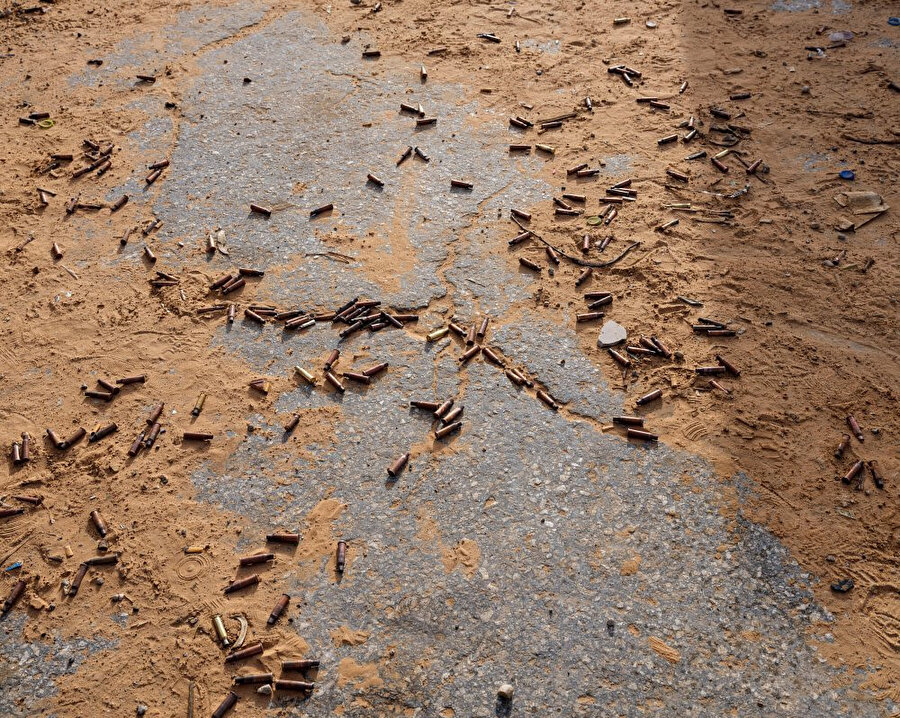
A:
257,684,273,695
801,85,811,94
498,684,514,701
136,705,147,717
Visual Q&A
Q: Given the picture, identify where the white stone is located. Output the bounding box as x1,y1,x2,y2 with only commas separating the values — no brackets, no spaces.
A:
597,320,627,347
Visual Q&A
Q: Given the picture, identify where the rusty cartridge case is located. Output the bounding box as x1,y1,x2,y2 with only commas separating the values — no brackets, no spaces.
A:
211,691,238,718
388,453,410,477
89,424,119,444
435,421,462,439
363,362,389,377
658,134,678,145
245,310,265,324
442,406,464,424
706,329,735,337
1,580,26,616
666,168,689,182
636,389,662,405
411,400,441,411
70,562,90,596
275,680,315,691
846,415,864,442
324,349,341,369
84,390,114,401
284,414,301,434
128,431,146,457
613,416,645,426
282,659,320,671
367,173,384,187
576,312,604,322
116,375,146,385
223,574,260,594
505,369,525,386
324,371,345,393
342,371,371,384
867,460,885,489
0,508,24,519
147,404,164,424
842,460,865,484
336,541,347,573
239,553,274,567
233,673,273,685
511,208,531,221
144,422,162,448
221,277,245,294
267,594,290,625
46,428,63,448
11,442,21,464
250,203,271,216
608,349,631,368
183,432,214,442
90,510,109,537
434,399,454,418
465,324,477,345
627,428,658,442
714,354,740,376
210,273,233,290
575,268,592,286
85,553,119,566
650,335,673,357
482,346,503,366
12,495,42,505
267,532,300,544
834,434,851,459
459,345,481,363
537,390,559,410
711,157,729,173
545,245,560,264
509,143,531,152
310,203,333,217
509,230,532,246
695,366,726,375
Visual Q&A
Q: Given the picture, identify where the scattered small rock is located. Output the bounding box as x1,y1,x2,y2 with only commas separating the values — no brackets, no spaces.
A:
497,683,514,701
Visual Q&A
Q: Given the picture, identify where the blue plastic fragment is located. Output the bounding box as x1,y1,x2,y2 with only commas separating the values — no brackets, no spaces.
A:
888,17,899,26
4,562,23,572
839,170,855,180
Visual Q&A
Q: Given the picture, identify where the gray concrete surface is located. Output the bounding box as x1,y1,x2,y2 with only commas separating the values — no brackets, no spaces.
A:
1,5,892,718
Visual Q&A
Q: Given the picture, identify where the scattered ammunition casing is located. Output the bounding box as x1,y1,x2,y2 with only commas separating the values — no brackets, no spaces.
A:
613,416,644,426
505,369,525,386
519,257,541,272
685,150,707,160
427,327,449,341
867,460,885,489
709,106,731,119
413,146,431,162
651,336,673,358
183,432,214,441
636,389,663,405
388,453,410,477
233,673,272,686
362,47,381,57
19,433,31,462
679,80,689,93
697,317,727,329
540,120,562,130
714,354,740,376
537,390,559,410
51,242,64,259
606,187,636,197
239,553,274,567
46,428,63,448
435,399,455,418
696,366,726,375
128,431,146,457
267,532,301,544
846,415,864,442
421,64,427,80
11,442,21,464
223,574,260,594
683,128,698,142
588,295,613,309
365,172,384,187
382,311,404,327
509,230,533,246
282,659,320,672
842,460,865,484
710,379,731,395
482,346,503,365
834,434,851,459
729,91,751,101
411,400,441,411
97,378,119,394
61,427,87,448
397,146,413,165
639,336,661,354
84,389,113,401
213,613,230,645
294,366,316,385
563,194,586,204
283,413,300,433
459,345,481,363
451,179,473,190
89,422,117,442
576,312,604,322
435,421,462,439
535,144,555,154
85,553,119,566
575,169,600,178
275,309,304,321
144,422,162,448
509,143,531,152
442,406,464,424
581,235,591,252
466,324,477,345
221,277,245,294
509,117,529,129
510,209,531,223
363,362,388,377
585,96,593,111
339,320,363,338
545,245,560,264
190,393,207,417
143,246,157,263
400,102,419,115
324,371,345,393
712,148,731,160
336,541,347,573
211,691,238,718
417,117,437,127
286,316,315,330
449,322,466,336
210,274,233,290
567,163,589,175
266,593,291,626
250,203,272,216
666,168,689,182
275,680,315,692
706,329,735,337
1,580,26,616
145,168,162,184
627,428,658,442
658,134,678,145
0,508,24,519
514,116,534,127
227,304,236,323
245,309,266,324
608,349,632,367
116,375,146,385
711,157,729,173
315,312,336,321
649,101,670,110
69,563,89,596
343,371,371,384
147,402,164,425
746,158,762,174
575,268,592,286
90,509,109,537
613,16,630,24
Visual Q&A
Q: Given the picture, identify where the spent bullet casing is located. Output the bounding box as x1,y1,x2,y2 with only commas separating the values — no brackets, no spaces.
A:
69,563,90,596
183,432,214,441
388,453,410,477
0,508,24,519
608,349,631,367
627,428,659,442
459,345,481,363
212,691,238,718
191,393,207,416
363,362,388,377
482,346,503,365
427,327,449,341
267,532,301,544
294,366,316,384
846,415,864,442
842,460,865,484
613,416,645,426
834,434,851,459
636,389,663,405
715,354,740,376
434,399,454,418
267,594,290,625
411,400,441,411
282,659,320,671
575,268,592,286
275,680,315,691
213,614,230,646
90,510,109,537
233,673,273,685
128,432,145,457
284,414,301,433
519,257,541,272
696,366,726,375
239,553,274,567
85,553,119,566
145,422,162,448
442,406,464,424
325,371,345,393
336,541,347,572
224,574,260,594
867,461,885,489
1,580,26,616
435,421,462,439
537,390,559,410
343,371,371,384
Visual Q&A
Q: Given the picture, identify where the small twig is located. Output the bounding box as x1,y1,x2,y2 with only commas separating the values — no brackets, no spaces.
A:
841,134,900,145
511,218,640,268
